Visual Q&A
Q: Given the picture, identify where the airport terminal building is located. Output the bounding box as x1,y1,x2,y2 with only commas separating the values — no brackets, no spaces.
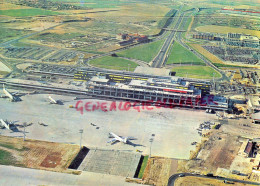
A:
74,69,228,110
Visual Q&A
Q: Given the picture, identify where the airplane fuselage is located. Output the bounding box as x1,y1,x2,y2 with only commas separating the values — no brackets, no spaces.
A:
109,132,128,144
3,85,14,101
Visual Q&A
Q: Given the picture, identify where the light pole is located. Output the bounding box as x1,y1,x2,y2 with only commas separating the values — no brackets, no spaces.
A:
149,134,155,158
149,138,153,158
79,129,83,149
23,122,26,141
213,72,215,91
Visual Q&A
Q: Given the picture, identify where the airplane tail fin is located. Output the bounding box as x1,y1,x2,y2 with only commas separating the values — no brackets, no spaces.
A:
124,137,128,144
3,84,5,90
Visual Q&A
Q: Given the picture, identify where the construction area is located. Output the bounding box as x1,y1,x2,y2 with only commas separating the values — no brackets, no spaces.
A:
0,135,80,173
141,157,173,186
174,176,252,186
175,116,260,183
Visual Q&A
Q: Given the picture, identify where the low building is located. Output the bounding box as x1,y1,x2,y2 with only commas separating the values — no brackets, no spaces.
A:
244,141,254,157
116,33,128,40
117,33,149,46
117,39,134,46
193,32,215,41
225,33,259,48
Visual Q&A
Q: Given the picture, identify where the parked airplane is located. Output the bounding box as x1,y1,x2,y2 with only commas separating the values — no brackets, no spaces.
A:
0,84,22,102
107,132,137,145
0,119,15,130
48,96,57,104
47,95,64,105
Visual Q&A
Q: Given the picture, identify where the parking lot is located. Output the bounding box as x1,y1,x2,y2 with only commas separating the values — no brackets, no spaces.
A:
214,82,256,95
26,63,77,75
1,47,79,63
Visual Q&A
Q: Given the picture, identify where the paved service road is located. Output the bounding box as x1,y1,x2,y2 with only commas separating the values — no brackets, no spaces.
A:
0,165,139,186
168,173,260,186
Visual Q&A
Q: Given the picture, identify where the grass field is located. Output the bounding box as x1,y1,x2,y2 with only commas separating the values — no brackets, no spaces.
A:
118,40,165,62
33,32,84,42
66,1,130,9
0,149,16,165
180,11,193,38
172,66,221,79
0,25,32,43
185,16,194,38
0,8,61,17
157,9,177,29
138,156,148,179
210,0,258,7
196,25,260,38
89,56,139,71
167,41,205,65
0,2,30,10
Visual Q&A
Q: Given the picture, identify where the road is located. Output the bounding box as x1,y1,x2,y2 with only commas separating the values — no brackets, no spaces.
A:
151,12,185,68
174,15,229,81
158,8,229,81
168,173,260,186
0,165,138,186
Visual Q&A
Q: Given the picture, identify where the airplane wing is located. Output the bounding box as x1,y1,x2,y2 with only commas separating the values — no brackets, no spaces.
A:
11,92,19,96
107,138,117,144
127,136,137,140
12,92,24,97
0,95,8,98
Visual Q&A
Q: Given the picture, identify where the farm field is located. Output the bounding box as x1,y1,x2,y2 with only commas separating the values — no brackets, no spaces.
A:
171,66,221,79
0,1,171,53
210,0,259,7
167,41,205,65
118,40,165,62
0,135,80,173
88,56,139,71
0,2,31,10
64,0,136,9
25,3,171,51
195,25,260,38
89,3,171,35
0,8,61,17
0,25,33,43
